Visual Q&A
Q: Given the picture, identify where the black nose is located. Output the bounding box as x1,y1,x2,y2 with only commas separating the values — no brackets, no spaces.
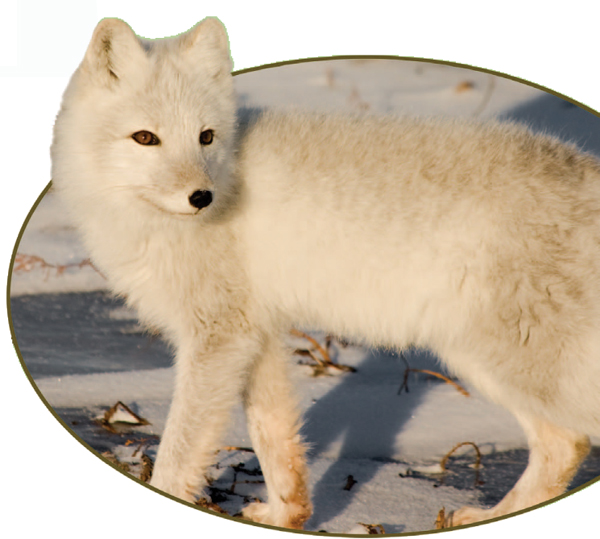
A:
189,190,213,210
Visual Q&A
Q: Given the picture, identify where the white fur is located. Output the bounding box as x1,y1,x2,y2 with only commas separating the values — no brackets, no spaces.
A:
51,17,600,530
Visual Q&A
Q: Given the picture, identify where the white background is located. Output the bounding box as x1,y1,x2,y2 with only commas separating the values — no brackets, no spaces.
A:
2,1,599,537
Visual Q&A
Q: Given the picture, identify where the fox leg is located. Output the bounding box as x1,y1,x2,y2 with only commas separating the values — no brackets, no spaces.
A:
150,334,260,502
446,414,590,527
241,336,312,529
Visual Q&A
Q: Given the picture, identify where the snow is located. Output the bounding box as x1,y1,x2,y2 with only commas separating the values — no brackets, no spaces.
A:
9,54,600,535
11,189,107,296
34,346,527,464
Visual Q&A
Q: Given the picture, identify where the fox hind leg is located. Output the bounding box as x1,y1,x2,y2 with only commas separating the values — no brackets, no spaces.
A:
446,414,590,527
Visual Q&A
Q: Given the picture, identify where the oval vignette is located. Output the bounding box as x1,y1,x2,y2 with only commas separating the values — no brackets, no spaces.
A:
8,56,600,535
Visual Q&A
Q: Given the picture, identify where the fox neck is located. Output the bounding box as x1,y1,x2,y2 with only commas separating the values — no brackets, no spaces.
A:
78,195,248,345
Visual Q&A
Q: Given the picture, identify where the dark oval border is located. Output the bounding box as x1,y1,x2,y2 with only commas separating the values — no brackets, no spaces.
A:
6,55,600,537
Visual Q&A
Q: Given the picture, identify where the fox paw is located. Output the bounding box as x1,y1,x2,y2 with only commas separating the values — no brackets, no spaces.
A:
241,501,311,530
444,506,491,528
241,501,271,523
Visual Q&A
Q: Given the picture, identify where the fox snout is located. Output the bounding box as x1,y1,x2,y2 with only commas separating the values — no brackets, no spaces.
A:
189,189,213,210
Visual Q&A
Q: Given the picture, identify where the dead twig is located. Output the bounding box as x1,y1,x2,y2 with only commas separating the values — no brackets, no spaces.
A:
292,329,356,375
440,441,481,472
357,523,386,534
140,454,154,482
101,450,130,473
434,507,446,529
343,475,357,491
291,329,332,362
97,421,118,434
196,497,229,515
440,441,483,488
231,463,262,477
131,439,152,458
407,369,470,397
228,462,264,495
455,80,475,93
221,446,255,453
397,353,469,396
294,348,326,367
13,253,106,279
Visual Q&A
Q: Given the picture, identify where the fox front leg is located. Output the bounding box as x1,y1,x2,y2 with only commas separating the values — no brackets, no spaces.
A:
150,334,260,502
241,336,312,529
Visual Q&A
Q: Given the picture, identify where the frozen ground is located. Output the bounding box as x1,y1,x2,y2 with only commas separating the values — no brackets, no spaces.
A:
9,58,600,534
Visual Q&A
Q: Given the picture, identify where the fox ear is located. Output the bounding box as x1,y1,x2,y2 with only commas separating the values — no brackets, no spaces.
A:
82,18,147,85
182,17,233,78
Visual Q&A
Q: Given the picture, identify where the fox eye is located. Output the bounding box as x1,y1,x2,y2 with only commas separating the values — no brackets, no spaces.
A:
199,129,214,146
132,131,160,145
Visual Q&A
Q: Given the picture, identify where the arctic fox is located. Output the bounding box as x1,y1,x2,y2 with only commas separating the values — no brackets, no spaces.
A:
51,17,600,530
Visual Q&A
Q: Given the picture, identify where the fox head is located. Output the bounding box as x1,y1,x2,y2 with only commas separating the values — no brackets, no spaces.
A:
51,18,237,221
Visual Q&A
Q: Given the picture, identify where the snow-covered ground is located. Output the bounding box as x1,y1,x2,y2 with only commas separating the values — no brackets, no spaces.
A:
9,58,600,535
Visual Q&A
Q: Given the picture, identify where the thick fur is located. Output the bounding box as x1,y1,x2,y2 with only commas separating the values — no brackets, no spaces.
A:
51,17,600,530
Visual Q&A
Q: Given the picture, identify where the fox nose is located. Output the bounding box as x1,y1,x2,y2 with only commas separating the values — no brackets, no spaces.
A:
189,190,213,210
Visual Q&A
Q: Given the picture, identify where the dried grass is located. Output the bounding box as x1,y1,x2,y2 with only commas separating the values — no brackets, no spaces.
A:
343,475,357,491
292,329,356,376
440,441,481,472
398,352,469,396
434,507,446,529
357,522,386,534
13,253,105,279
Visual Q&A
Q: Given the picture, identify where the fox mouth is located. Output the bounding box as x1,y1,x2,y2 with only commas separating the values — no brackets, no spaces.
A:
138,193,204,217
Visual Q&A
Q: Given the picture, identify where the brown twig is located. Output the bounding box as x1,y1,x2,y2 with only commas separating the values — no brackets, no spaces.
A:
101,450,130,473
291,329,331,362
140,454,154,482
97,421,118,434
13,253,106,279
292,329,356,374
434,507,446,529
357,523,386,534
440,441,481,472
196,497,229,515
439,441,483,489
343,475,357,491
131,439,152,458
398,353,469,397
455,80,475,93
408,369,470,397
229,462,264,495
221,446,255,453
294,348,326,367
